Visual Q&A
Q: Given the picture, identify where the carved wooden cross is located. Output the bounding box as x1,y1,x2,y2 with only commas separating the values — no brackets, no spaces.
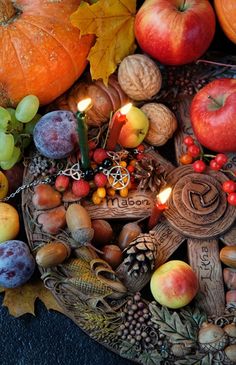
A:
84,97,236,317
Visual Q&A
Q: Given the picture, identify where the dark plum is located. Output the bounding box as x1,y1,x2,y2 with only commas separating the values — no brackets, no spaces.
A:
33,111,78,159
0,240,35,288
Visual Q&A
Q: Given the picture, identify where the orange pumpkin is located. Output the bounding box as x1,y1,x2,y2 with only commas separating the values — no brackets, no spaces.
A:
214,0,236,44
0,0,94,107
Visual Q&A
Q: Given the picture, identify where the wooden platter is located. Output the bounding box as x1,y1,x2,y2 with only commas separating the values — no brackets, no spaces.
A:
22,56,236,365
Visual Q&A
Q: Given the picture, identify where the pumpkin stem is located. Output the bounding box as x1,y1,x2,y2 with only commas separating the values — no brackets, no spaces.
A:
0,0,16,24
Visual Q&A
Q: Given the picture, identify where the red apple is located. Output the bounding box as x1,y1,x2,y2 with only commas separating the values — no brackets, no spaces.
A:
134,0,215,65
150,260,198,309
118,106,149,148
190,78,236,152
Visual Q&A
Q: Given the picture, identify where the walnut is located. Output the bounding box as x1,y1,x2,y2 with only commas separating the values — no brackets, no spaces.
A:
118,54,162,101
141,103,178,146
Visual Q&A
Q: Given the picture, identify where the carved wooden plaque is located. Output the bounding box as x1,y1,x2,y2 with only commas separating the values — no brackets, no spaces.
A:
82,190,155,219
164,165,236,239
188,238,225,316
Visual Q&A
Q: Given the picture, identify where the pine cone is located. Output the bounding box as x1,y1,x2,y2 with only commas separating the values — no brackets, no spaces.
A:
134,158,166,192
116,232,157,292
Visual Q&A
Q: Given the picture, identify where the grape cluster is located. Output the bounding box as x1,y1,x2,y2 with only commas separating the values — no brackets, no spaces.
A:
28,154,57,178
118,293,165,352
0,95,40,170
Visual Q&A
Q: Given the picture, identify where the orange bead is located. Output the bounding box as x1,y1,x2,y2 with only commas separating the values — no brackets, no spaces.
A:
179,153,193,165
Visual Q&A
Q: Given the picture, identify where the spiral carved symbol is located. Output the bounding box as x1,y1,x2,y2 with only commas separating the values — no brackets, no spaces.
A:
164,166,236,239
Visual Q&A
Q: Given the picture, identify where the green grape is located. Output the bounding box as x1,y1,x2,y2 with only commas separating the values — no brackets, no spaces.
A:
15,95,40,123
0,146,21,170
6,108,24,133
0,131,14,161
24,113,41,134
0,107,11,131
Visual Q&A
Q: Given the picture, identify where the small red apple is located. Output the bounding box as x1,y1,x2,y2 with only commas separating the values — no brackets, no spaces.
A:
190,78,236,152
118,106,149,148
134,0,215,65
150,260,198,309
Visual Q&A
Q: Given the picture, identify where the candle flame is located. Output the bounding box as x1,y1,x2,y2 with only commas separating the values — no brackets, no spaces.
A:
157,187,172,204
77,98,92,112
120,103,132,115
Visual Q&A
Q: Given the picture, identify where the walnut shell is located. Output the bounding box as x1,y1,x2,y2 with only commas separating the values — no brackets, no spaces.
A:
118,54,162,100
141,103,177,146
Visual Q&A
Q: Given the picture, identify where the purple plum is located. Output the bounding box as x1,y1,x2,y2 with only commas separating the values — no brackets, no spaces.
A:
0,240,35,288
33,111,78,159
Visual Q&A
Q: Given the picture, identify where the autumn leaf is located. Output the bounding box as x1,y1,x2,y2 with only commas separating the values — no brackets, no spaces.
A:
0,279,64,318
71,0,137,84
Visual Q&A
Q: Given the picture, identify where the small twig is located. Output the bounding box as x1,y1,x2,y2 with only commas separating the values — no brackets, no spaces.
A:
196,59,236,69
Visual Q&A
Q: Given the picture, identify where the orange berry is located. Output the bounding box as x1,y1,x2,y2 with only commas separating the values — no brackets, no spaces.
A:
179,153,193,165
92,192,102,205
129,159,137,167
96,187,106,198
119,187,129,198
120,160,127,167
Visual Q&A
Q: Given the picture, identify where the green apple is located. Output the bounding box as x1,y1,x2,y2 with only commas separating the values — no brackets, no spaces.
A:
150,260,199,309
118,106,149,148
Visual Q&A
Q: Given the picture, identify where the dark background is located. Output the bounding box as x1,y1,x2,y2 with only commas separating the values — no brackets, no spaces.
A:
0,2,235,365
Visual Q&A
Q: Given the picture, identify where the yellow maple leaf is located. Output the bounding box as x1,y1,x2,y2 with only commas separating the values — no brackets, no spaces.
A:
71,0,137,84
0,279,64,318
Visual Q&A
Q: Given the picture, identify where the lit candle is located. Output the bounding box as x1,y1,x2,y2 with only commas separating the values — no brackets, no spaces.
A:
76,98,92,170
148,187,172,230
106,103,132,151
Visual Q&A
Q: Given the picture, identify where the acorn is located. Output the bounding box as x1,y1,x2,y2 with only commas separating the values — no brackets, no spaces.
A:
66,204,94,246
220,245,236,269
224,323,236,344
36,241,71,268
198,322,229,352
118,222,142,250
224,344,236,363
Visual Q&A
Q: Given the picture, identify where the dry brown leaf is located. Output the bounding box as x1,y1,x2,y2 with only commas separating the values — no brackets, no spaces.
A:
71,0,136,84
0,279,64,317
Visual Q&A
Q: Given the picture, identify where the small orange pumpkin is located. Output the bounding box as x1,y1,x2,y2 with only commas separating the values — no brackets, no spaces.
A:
0,0,94,107
214,0,236,44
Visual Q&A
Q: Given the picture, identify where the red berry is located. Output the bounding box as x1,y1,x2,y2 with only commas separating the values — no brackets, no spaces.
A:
193,160,206,173
183,136,194,146
136,144,145,153
215,153,228,167
93,148,108,164
179,153,193,165
94,172,108,187
187,144,200,158
227,192,236,206
127,165,135,173
72,179,90,198
222,180,236,194
209,159,221,171
55,175,70,192
136,153,145,161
